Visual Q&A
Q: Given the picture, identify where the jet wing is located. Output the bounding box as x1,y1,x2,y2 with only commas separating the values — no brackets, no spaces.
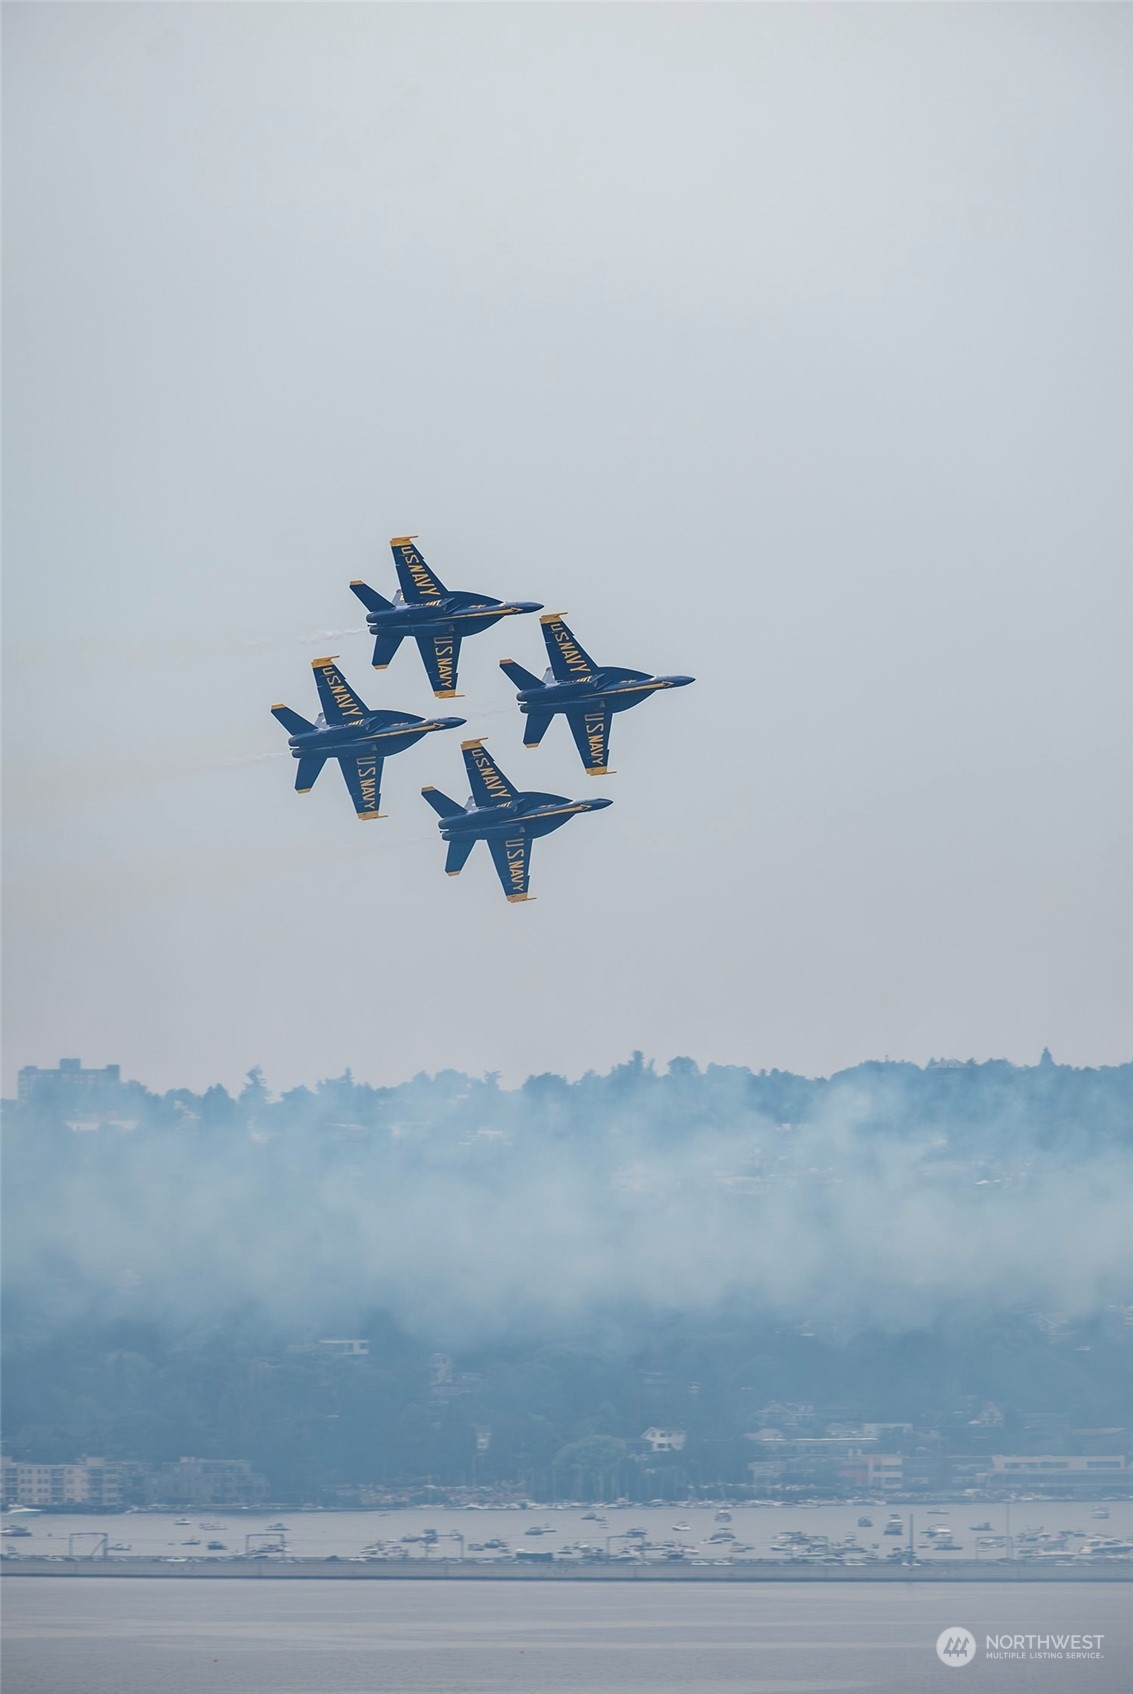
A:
461,739,518,807
311,658,368,724
488,833,533,901
539,614,598,682
391,536,448,602
566,705,613,775
416,629,463,698
337,752,386,819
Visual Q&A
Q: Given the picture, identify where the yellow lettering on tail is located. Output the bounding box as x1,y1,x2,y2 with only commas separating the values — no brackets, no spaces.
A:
472,747,509,797
550,623,592,673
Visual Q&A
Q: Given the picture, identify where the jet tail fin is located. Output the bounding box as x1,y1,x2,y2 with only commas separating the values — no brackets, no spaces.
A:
421,786,465,819
350,580,394,614
271,704,316,736
540,613,598,681
370,630,404,670
392,536,448,602
445,837,476,876
499,659,543,692
522,710,554,749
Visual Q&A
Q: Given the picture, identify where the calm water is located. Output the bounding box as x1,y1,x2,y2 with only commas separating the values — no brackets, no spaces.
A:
3,1578,1129,1693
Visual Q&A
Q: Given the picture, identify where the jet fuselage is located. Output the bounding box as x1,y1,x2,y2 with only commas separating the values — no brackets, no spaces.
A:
438,793,612,842
285,713,465,760
514,669,695,715
364,595,543,639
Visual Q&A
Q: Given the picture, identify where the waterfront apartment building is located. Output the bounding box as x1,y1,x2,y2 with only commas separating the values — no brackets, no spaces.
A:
1,1456,138,1507
2,1454,270,1508
987,1455,1130,1490
151,1457,269,1506
838,1453,905,1491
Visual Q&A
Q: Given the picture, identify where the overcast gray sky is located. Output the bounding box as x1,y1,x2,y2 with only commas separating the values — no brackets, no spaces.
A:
4,2,1130,1096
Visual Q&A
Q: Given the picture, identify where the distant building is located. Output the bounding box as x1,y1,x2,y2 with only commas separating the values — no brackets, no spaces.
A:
749,1402,815,1430
17,1058,121,1102
427,1353,482,1400
640,1428,687,1453
747,1458,787,1484
745,1434,880,1456
1,1456,145,1507
151,1458,269,1506
838,1453,904,1491
788,1437,880,1455
986,1455,1129,1489
317,1338,369,1358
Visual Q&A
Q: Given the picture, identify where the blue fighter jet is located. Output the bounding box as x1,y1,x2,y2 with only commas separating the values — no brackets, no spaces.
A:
272,656,465,819
349,536,543,698
499,614,694,775
421,739,611,902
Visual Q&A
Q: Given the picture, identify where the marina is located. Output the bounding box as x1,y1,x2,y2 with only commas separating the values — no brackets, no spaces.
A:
5,1499,1133,1579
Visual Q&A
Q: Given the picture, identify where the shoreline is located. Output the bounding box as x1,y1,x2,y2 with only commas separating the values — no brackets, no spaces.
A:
5,1558,1130,1582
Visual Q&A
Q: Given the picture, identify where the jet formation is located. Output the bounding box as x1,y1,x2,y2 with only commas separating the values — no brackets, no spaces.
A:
272,535,693,900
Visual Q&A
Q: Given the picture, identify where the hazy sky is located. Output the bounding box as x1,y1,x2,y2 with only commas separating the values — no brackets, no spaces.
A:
4,3,1130,1096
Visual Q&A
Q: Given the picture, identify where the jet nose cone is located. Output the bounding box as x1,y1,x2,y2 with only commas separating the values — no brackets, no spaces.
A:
516,601,544,613
440,716,466,729
588,797,614,810
666,674,695,688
